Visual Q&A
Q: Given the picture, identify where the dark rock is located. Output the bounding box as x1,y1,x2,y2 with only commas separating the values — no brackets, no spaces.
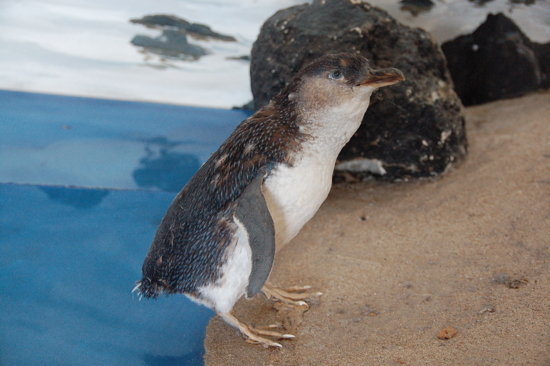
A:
441,12,549,106
400,0,435,17
534,42,550,89
250,0,467,180
131,30,209,60
232,100,255,110
130,14,237,42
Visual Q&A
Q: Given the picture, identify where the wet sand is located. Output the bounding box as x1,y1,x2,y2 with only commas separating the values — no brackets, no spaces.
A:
205,91,550,365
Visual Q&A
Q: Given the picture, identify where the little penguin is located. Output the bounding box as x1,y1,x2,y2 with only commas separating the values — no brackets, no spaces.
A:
135,52,405,347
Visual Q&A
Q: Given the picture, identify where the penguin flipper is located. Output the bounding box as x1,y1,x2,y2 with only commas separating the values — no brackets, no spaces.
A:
234,171,276,298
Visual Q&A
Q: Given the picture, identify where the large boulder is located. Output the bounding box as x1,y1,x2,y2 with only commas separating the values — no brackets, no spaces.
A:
441,12,549,106
251,0,467,180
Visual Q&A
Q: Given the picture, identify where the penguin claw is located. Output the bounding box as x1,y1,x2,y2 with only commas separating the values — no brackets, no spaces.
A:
284,285,312,292
262,282,322,306
217,284,323,347
252,326,295,339
246,338,283,348
218,312,291,348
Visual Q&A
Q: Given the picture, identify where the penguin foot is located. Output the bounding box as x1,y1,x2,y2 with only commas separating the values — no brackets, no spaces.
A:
218,311,294,348
262,282,323,307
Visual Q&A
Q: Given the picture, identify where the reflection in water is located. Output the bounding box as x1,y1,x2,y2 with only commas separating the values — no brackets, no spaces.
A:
509,0,536,4
468,0,496,6
131,30,209,61
133,138,200,192
469,0,535,5
400,0,435,16
131,15,237,42
39,186,110,209
130,14,237,63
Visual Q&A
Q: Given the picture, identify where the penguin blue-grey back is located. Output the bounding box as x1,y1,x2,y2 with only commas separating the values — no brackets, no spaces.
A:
136,53,405,347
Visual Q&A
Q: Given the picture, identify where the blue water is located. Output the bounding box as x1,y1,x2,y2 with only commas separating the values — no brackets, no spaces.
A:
0,90,253,365
0,90,251,190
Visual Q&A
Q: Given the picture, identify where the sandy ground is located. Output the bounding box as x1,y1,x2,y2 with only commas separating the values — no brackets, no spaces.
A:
204,91,550,365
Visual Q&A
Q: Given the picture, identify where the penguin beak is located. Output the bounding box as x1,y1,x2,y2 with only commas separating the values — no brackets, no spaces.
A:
358,68,405,88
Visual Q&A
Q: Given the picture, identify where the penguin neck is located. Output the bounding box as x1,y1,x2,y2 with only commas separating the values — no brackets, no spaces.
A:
297,95,372,158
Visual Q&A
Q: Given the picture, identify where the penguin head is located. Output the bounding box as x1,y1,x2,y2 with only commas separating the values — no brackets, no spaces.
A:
276,53,405,135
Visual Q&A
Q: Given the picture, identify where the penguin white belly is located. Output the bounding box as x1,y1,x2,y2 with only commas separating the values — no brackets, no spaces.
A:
263,149,336,250
196,218,252,313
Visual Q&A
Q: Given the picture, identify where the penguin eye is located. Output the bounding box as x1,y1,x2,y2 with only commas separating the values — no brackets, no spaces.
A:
329,70,343,80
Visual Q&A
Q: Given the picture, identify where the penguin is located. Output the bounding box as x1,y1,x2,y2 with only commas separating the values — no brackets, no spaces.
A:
135,53,405,347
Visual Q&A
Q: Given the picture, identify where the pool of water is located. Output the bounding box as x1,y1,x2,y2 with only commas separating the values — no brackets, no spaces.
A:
0,90,252,365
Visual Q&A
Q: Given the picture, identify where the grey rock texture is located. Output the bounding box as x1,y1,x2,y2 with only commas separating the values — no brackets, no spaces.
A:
441,12,549,106
250,0,467,180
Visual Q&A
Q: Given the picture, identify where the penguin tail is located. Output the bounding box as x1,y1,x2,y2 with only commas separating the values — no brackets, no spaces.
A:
133,276,166,299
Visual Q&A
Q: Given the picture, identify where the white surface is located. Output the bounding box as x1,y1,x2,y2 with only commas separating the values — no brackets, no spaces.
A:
0,0,548,109
0,0,310,108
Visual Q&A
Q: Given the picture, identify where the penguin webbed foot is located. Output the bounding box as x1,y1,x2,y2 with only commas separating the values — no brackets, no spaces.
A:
262,282,323,308
218,311,294,348
217,284,322,348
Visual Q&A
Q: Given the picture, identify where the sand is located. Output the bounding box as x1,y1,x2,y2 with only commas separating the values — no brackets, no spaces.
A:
205,91,550,365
